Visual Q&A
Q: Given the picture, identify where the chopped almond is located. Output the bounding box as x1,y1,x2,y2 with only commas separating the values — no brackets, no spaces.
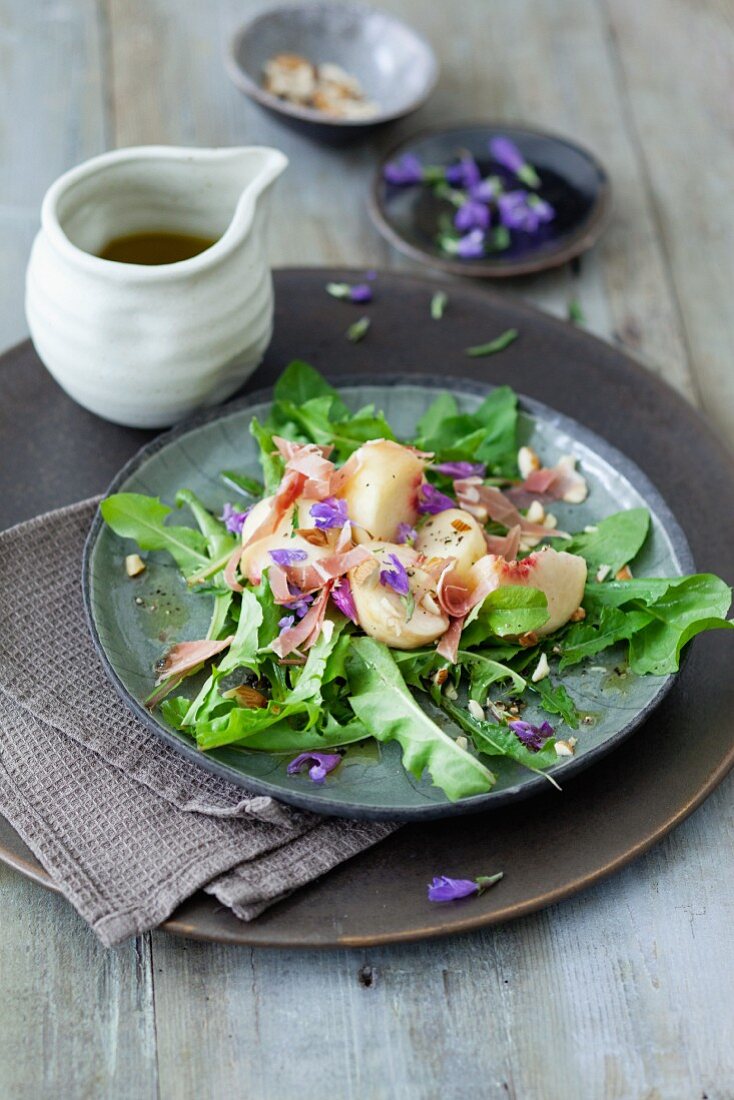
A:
616,565,633,581
519,631,539,648
125,553,146,577
223,684,268,709
569,607,586,622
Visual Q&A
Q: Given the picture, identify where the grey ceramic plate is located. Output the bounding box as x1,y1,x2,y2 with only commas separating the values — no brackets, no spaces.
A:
83,375,692,821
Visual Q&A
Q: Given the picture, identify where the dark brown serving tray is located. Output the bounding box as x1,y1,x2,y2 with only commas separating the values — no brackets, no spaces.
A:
1,267,732,947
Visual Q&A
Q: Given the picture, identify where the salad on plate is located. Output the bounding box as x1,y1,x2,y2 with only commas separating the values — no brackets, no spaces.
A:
100,363,733,802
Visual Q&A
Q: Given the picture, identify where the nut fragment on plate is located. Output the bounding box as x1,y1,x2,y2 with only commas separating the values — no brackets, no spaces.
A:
263,53,379,119
125,553,146,577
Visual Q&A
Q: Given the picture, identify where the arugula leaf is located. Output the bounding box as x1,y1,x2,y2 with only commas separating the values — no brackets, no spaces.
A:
273,360,350,419
175,489,235,560
250,417,285,493
219,589,263,674
100,493,208,575
529,678,581,728
346,638,496,800
584,577,681,609
440,697,559,773
627,574,733,675
220,470,264,499
461,587,549,646
273,395,395,460
414,393,458,444
472,386,519,471
460,651,527,703
559,606,653,669
567,509,650,573
410,386,518,473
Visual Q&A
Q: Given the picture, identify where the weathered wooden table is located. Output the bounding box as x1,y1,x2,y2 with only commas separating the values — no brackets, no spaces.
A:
1,2,732,1096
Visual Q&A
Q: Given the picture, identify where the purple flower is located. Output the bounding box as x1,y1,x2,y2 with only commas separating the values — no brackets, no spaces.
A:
454,199,491,232
498,191,555,233
396,522,418,545
379,553,410,597
285,584,313,619
455,229,486,259
428,876,479,902
309,497,349,530
489,136,526,175
418,483,455,515
278,614,295,633
220,502,250,534
349,283,372,303
269,548,308,566
331,577,358,623
445,155,481,190
470,177,499,203
287,751,342,784
509,719,554,753
428,872,504,902
383,153,424,186
433,460,486,479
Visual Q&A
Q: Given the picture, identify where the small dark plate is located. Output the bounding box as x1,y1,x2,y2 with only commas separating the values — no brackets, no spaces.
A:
226,3,439,145
370,122,611,277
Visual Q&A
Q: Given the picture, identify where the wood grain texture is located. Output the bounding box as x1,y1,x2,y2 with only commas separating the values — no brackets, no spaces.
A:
0,0,732,1096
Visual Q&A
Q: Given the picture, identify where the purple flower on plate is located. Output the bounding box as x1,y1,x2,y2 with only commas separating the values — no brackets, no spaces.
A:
455,229,486,259
470,177,499,203
489,137,542,188
309,496,349,531
220,502,251,535
287,751,342,784
331,577,358,623
278,614,295,633
489,136,526,175
379,553,410,597
498,191,555,233
396,522,418,545
418,483,455,515
433,460,486,479
454,199,491,233
509,719,554,753
427,872,503,902
285,584,313,619
383,153,424,186
445,155,481,190
326,281,373,304
269,548,309,567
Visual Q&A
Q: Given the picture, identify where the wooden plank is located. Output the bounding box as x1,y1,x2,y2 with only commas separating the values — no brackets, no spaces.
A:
0,864,158,1098
604,0,734,439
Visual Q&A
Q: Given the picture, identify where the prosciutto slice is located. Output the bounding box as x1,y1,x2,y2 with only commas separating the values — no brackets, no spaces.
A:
271,584,332,659
453,477,569,539
148,635,235,705
436,616,465,663
506,456,588,506
436,555,501,619
484,524,522,561
223,543,245,592
242,469,306,548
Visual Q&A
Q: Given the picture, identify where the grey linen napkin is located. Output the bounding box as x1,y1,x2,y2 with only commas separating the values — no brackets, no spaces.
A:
0,500,395,945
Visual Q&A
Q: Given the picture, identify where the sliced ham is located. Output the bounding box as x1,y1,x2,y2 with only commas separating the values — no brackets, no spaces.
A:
436,616,464,662
453,477,569,539
242,469,305,548
150,634,235,706
484,524,522,561
273,436,333,462
271,584,332,659
506,456,588,506
268,563,292,603
437,555,501,619
223,544,245,592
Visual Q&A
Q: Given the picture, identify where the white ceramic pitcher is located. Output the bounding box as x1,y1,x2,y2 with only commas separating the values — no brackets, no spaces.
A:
25,145,288,428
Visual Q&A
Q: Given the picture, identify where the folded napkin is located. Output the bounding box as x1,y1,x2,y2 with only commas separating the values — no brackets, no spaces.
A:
0,500,395,945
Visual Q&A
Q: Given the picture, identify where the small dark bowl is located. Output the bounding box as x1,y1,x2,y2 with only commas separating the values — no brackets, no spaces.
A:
370,122,612,276
226,3,439,145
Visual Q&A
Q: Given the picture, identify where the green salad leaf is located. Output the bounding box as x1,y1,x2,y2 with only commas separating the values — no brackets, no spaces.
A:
440,697,559,774
567,508,650,573
346,637,496,801
461,587,549,646
100,493,208,575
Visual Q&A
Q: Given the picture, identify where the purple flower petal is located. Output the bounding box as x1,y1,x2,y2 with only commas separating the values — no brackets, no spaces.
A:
285,583,313,619
489,136,526,175
287,751,342,784
509,719,554,753
396,522,418,545
470,178,499,203
278,614,295,633
349,283,373,303
383,153,424,186
498,191,554,233
445,155,481,190
433,460,486,479
309,497,349,531
427,876,480,902
220,502,251,534
454,199,491,232
455,229,486,259
269,548,309,566
418,483,455,515
379,553,410,597
331,577,358,623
